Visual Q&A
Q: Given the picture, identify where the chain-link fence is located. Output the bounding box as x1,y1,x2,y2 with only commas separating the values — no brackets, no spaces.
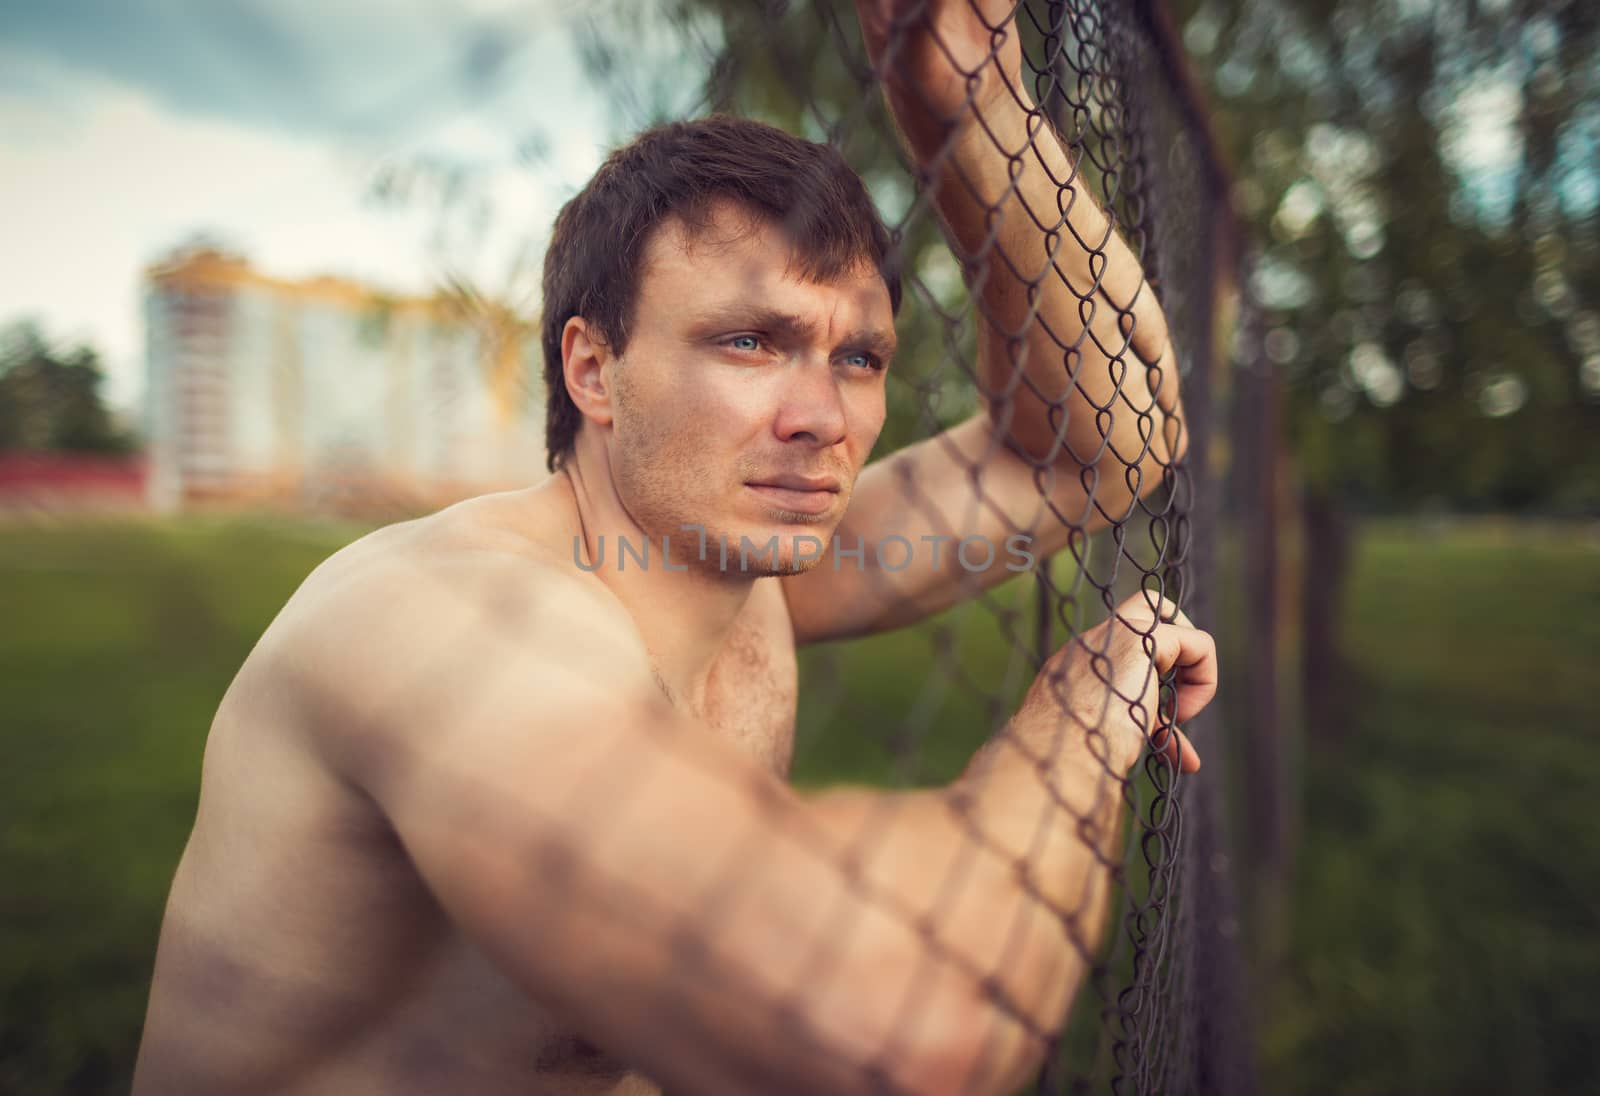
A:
642,2,1259,1091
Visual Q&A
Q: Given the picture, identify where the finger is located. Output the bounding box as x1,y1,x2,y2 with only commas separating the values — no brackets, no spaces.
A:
1175,727,1201,773
1141,338,1182,419
1128,586,1194,632
1147,720,1201,773
1150,623,1218,723
1114,590,1179,628
1174,660,1218,724
1098,248,1169,371
1131,584,1193,630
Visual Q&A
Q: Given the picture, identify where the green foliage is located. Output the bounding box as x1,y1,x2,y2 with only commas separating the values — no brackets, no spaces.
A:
1170,0,1600,511
0,321,136,455
793,572,1039,787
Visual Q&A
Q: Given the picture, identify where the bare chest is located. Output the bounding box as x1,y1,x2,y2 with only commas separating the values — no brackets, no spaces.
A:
669,607,799,776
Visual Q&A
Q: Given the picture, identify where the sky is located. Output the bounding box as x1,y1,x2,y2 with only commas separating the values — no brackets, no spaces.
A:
0,0,649,414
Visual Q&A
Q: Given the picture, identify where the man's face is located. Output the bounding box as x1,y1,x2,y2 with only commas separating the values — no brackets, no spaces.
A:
605,202,894,576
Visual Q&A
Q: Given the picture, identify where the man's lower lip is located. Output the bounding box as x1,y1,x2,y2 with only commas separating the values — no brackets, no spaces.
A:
747,484,837,513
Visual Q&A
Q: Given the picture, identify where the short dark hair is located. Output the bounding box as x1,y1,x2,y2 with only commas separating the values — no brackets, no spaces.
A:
539,114,902,472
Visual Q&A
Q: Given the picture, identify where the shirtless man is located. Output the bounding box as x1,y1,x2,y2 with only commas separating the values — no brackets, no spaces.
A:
132,2,1216,1093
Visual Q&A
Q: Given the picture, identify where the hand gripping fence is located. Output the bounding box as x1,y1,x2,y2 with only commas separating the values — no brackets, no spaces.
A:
557,2,1254,1092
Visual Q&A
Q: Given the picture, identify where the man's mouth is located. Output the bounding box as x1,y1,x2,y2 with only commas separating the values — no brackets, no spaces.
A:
746,475,841,514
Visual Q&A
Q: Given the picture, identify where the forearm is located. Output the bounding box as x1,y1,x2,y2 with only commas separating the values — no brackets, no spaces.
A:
889,54,1186,507
951,718,1126,1083
801,724,1124,1091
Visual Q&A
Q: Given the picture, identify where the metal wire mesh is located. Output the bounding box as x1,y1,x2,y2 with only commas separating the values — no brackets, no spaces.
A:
611,1,1256,1091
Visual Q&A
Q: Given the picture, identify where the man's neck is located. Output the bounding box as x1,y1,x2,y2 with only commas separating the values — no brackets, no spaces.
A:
557,457,756,711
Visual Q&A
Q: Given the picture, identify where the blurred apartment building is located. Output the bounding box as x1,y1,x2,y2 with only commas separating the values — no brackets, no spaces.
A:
144,248,544,512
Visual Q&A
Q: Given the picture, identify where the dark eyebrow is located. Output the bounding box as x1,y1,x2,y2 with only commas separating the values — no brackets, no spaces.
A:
689,304,898,362
838,326,899,365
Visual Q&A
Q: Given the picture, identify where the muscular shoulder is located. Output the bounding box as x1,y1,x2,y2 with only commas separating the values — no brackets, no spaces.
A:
252,501,653,776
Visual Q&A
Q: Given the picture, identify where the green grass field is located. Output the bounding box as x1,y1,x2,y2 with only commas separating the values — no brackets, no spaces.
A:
0,517,362,1093
0,515,1595,1093
1260,522,1600,1096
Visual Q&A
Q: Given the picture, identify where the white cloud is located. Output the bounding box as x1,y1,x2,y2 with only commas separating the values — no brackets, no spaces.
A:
0,0,687,421
0,58,601,416
0,80,430,411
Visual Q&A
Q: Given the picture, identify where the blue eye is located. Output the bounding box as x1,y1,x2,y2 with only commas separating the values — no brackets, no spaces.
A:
843,351,883,371
727,335,761,352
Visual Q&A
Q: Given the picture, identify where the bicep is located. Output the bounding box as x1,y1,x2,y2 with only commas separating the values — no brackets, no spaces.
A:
344,575,927,1093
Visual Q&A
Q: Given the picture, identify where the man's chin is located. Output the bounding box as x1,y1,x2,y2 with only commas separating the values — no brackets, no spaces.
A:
763,551,826,577
684,520,841,577
720,558,823,579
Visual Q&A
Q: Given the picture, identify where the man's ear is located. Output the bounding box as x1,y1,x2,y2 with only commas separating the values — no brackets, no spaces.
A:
561,317,615,428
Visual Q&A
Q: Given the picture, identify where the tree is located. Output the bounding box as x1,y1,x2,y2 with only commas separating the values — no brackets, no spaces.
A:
1171,0,1600,513
0,321,136,455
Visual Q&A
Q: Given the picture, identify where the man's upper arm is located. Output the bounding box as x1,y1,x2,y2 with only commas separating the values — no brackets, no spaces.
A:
284,553,970,1095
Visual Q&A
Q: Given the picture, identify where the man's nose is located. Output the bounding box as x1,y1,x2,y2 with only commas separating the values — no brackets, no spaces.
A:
773,358,848,447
